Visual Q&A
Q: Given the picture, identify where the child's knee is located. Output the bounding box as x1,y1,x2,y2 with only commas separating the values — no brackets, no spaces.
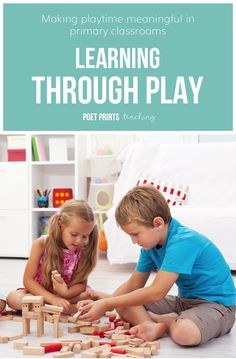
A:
7,290,26,310
170,318,201,346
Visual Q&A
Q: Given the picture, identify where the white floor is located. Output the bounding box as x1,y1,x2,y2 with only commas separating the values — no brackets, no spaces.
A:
0,255,235,358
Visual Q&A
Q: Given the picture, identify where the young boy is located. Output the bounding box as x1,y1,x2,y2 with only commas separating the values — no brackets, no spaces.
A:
78,185,236,346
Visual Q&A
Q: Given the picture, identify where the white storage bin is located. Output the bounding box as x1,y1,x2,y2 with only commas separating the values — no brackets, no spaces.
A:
7,135,26,149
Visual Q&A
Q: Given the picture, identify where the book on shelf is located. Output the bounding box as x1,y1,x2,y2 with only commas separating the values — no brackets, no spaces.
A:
32,136,47,161
32,136,39,161
49,137,68,162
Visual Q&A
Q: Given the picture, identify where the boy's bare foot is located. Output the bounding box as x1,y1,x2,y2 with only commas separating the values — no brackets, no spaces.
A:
130,321,168,341
148,311,178,327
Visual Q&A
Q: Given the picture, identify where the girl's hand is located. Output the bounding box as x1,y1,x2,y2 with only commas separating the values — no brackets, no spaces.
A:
51,275,69,297
77,299,108,321
51,297,71,312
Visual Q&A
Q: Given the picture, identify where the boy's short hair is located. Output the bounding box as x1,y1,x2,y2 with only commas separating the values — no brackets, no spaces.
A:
115,185,171,227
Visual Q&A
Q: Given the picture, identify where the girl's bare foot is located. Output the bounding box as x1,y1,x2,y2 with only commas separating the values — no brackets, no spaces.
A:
130,321,168,341
0,299,6,314
148,311,178,327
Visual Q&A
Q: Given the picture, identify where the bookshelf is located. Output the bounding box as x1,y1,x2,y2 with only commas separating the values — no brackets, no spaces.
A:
0,133,87,257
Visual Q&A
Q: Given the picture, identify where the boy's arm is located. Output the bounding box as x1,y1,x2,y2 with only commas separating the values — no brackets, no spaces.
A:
23,238,71,311
79,270,179,321
111,270,150,296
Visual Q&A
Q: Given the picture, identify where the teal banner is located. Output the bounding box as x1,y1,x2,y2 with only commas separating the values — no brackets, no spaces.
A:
3,4,232,131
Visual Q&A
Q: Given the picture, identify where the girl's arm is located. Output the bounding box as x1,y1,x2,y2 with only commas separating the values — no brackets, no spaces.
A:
51,279,87,300
23,237,71,311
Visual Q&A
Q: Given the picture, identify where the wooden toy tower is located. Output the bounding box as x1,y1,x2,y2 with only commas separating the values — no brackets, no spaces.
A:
22,296,44,337
42,304,63,337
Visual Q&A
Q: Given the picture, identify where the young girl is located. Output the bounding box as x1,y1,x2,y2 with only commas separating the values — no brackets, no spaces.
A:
7,199,100,313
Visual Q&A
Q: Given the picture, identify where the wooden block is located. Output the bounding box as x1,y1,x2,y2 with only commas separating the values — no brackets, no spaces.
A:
98,344,112,349
72,343,81,353
95,324,111,332
67,343,74,351
23,346,45,355
40,342,61,347
42,304,63,313
126,347,145,357
68,326,80,334
13,341,28,349
129,338,144,346
76,320,92,326
90,336,100,341
53,351,74,358
81,351,96,358
98,350,112,358
37,317,44,337
79,326,96,334
22,296,44,304
87,346,103,354
8,334,24,341
111,345,130,350
150,344,158,355
114,339,129,345
45,313,54,323
23,317,30,336
60,346,69,352
144,340,160,349
91,340,100,347
72,309,82,321
112,334,127,340
81,339,92,350
61,340,81,344
53,316,60,338
54,274,63,283
143,347,152,358
0,336,8,343
105,310,116,317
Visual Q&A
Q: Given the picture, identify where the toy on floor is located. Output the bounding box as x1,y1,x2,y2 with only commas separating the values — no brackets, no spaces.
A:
22,295,63,338
1,296,161,357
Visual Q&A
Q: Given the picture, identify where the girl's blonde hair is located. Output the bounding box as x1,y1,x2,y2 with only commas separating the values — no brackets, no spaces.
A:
115,185,171,227
42,199,98,290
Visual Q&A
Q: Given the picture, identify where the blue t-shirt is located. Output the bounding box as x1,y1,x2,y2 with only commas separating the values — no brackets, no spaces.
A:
136,218,236,306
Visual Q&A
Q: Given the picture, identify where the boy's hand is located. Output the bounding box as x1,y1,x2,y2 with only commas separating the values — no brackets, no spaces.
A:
51,297,71,313
77,299,107,321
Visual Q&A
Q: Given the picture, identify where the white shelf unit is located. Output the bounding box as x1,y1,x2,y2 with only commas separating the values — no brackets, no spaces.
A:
30,134,87,242
0,133,88,257
0,134,30,257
